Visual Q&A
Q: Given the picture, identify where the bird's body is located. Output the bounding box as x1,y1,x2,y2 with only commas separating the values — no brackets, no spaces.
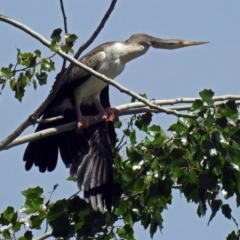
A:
23,33,207,213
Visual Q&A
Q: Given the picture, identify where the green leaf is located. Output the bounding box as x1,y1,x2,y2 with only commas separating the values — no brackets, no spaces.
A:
65,33,78,42
50,40,60,52
135,112,152,132
114,117,122,128
13,221,21,232
27,215,44,229
147,124,161,137
50,215,74,238
41,58,55,72
123,211,133,226
66,176,77,182
15,87,25,102
24,230,33,240
47,199,69,221
51,28,62,42
191,99,204,112
34,49,41,57
53,183,59,191
36,72,48,85
116,224,134,240
198,173,218,190
3,206,14,222
124,129,136,145
208,199,222,225
0,67,12,78
189,170,197,184
199,89,214,105
139,93,147,99
32,79,37,90
21,186,43,197
115,201,127,216
197,200,207,217
2,229,11,239
221,204,232,219
226,231,238,240
21,187,45,214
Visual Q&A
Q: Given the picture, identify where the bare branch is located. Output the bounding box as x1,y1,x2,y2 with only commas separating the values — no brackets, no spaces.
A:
119,99,240,116
36,116,64,124
59,0,68,73
34,232,52,240
118,95,240,111
74,0,117,60
2,121,76,150
59,0,68,34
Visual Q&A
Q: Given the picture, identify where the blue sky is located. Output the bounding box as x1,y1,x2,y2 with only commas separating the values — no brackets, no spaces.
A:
1,1,240,239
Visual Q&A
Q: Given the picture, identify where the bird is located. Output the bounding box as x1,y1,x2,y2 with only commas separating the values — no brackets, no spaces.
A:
23,33,208,213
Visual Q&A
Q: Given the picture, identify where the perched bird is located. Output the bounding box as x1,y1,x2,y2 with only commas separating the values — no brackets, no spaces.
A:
23,33,207,213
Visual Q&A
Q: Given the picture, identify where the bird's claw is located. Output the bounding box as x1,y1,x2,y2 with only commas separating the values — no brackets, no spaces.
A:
76,116,97,133
101,107,120,121
76,108,119,133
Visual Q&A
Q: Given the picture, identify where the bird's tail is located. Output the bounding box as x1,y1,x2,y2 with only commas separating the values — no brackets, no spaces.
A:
23,114,59,172
23,109,89,172
70,121,115,213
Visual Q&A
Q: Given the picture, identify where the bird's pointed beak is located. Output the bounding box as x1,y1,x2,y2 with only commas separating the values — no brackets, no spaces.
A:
181,41,209,47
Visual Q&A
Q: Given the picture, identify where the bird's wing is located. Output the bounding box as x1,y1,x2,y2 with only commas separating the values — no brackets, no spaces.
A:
24,49,117,213
24,50,106,171
45,50,106,112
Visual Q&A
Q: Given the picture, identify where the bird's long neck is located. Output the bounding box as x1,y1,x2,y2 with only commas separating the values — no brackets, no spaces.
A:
118,42,150,64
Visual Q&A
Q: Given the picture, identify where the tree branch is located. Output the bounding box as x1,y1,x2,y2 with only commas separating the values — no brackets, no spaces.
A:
34,232,52,240
73,0,117,60
59,0,68,73
59,0,68,35
1,96,239,151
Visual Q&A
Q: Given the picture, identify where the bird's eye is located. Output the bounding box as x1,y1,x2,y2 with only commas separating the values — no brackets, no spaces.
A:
179,40,185,46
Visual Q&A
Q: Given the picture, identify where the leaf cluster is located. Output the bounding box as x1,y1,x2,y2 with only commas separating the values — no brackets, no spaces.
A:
0,28,78,101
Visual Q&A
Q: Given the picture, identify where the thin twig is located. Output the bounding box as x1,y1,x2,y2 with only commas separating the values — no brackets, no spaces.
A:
59,0,68,73
36,116,64,124
74,0,117,60
59,0,68,34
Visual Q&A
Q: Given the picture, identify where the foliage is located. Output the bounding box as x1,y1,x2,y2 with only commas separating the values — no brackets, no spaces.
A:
0,28,77,101
1,90,240,239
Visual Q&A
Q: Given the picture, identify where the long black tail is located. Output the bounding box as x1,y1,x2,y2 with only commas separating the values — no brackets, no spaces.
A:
23,115,59,172
69,121,115,213
23,110,89,173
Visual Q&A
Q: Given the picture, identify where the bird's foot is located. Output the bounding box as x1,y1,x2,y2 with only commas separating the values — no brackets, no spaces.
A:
100,107,120,121
76,116,98,133
76,108,120,133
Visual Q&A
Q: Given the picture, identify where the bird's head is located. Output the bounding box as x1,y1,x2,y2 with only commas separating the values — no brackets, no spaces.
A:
127,33,208,50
